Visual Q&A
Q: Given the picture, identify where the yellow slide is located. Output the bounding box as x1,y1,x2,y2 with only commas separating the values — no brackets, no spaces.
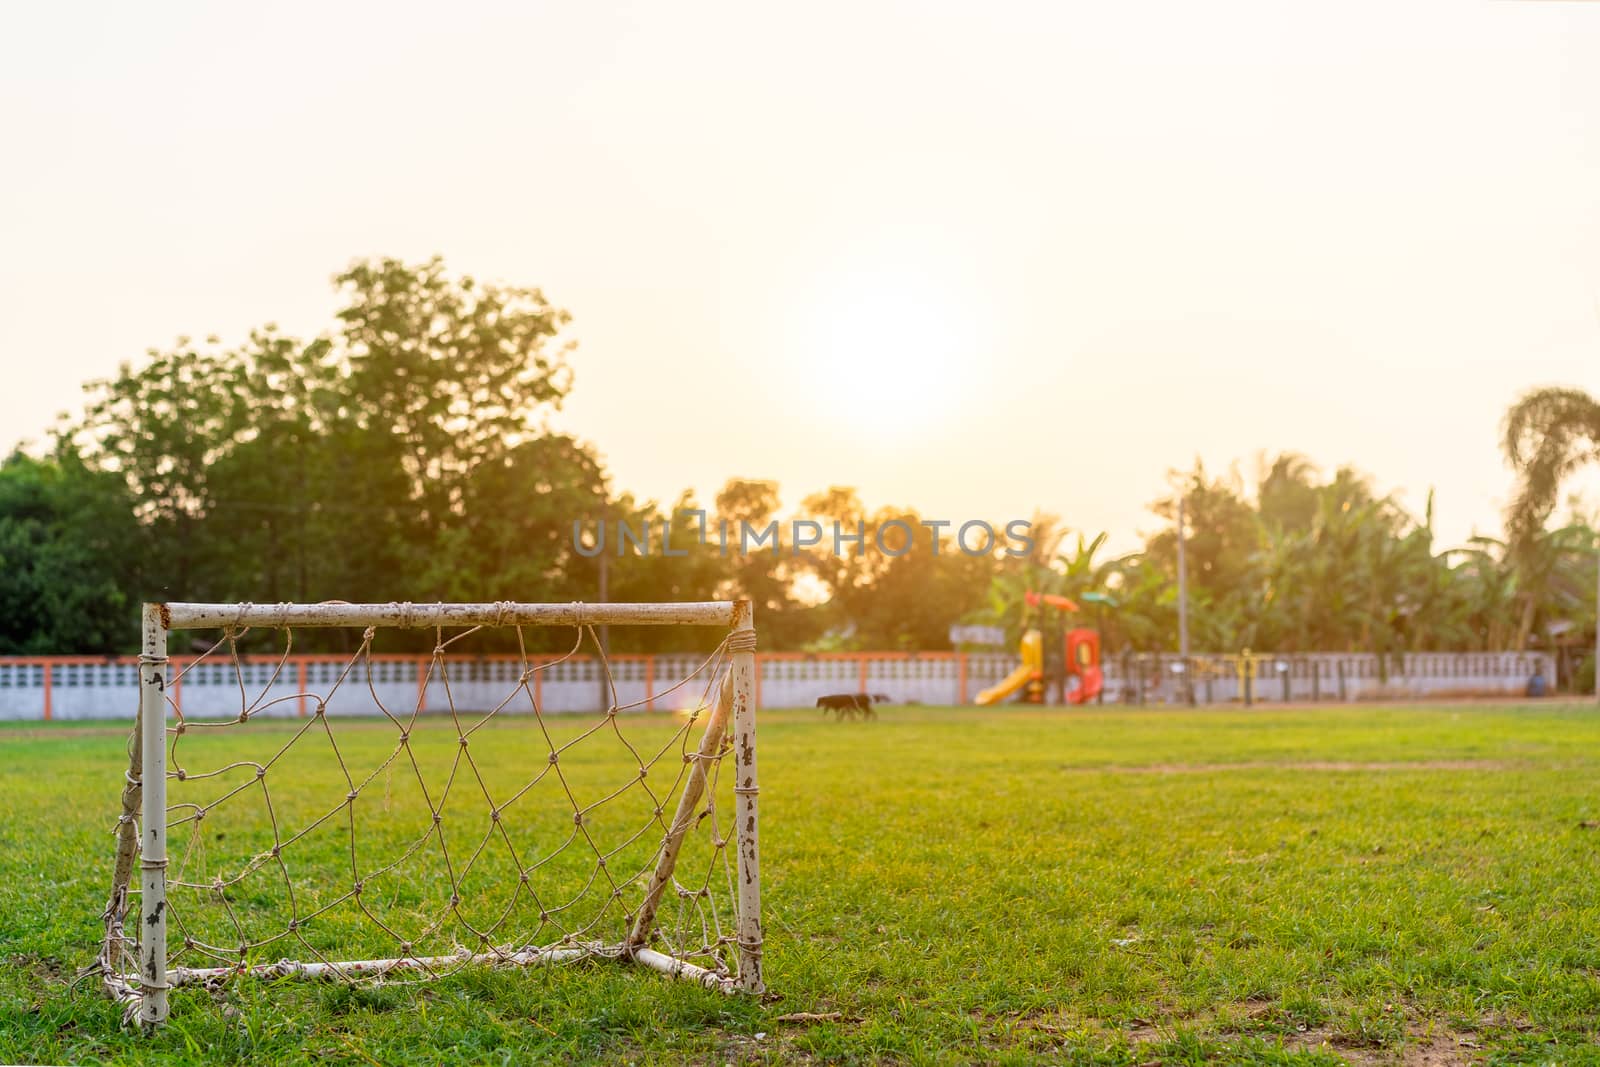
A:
975,629,1042,705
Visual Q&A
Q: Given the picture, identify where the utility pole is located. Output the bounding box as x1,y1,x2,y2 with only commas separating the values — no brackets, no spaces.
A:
1177,494,1194,705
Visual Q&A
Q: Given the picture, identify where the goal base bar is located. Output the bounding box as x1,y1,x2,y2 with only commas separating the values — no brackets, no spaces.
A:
106,942,744,1021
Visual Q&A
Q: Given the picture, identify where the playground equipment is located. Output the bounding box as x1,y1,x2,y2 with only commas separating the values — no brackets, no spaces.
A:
975,592,1104,705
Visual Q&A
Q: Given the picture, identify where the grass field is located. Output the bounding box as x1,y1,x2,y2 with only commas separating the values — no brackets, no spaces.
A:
3,702,1600,1065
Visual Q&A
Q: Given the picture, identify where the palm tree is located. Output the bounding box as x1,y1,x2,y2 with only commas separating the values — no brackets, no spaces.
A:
1503,388,1600,543
1503,386,1600,694
1449,537,1519,651
982,528,1115,645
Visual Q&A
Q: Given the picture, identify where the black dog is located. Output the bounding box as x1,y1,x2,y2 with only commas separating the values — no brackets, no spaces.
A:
816,693,877,720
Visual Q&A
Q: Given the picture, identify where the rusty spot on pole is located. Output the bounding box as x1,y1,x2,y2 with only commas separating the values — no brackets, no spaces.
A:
157,603,172,630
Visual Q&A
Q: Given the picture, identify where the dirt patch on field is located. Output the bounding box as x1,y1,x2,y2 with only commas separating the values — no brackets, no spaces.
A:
1075,760,1509,775
1270,1027,1481,1066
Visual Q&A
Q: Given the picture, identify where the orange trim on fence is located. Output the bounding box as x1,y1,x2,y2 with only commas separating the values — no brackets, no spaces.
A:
417,656,430,713
958,652,968,705
171,657,183,716
858,658,868,694
297,660,308,717
41,661,52,721
0,649,965,668
754,654,763,709
752,650,960,662
645,656,655,711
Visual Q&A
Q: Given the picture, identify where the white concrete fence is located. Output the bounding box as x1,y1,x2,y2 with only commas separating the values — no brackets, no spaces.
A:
0,650,1558,722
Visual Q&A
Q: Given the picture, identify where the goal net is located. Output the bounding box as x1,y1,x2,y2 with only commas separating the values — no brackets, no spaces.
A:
95,600,762,1029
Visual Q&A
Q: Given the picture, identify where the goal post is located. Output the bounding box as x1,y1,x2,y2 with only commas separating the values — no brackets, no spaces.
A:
96,600,762,1030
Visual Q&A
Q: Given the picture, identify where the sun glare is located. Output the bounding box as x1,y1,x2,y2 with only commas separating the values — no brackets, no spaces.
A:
796,261,983,436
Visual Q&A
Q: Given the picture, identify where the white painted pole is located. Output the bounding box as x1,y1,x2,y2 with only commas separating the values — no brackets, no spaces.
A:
160,601,736,630
631,946,741,993
101,689,145,989
627,670,735,952
166,944,591,985
138,603,169,1028
729,600,763,993
149,944,737,994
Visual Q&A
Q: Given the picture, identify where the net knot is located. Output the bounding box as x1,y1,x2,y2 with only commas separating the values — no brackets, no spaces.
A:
727,630,757,653
493,601,512,627
137,652,169,666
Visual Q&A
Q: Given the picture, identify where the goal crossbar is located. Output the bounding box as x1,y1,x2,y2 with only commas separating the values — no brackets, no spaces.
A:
98,599,762,1031
159,600,739,630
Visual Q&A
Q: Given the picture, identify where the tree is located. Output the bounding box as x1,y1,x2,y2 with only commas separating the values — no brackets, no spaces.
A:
0,448,143,652
442,434,609,606
798,485,872,602
1256,452,1321,533
1145,463,1260,599
1142,463,1262,650
711,479,818,648
1503,387,1600,547
66,258,578,622
1502,387,1600,671
70,337,243,599
983,523,1114,647
840,507,998,651
334,257,574,533
601,491,730,652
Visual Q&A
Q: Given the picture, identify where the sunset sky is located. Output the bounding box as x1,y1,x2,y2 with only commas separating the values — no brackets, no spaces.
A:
2,1,1597,552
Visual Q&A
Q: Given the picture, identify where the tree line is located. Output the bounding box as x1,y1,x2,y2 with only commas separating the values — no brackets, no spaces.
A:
2,257,1594,669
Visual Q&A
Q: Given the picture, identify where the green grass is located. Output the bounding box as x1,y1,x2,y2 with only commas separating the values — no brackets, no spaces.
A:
4,702,1600,1064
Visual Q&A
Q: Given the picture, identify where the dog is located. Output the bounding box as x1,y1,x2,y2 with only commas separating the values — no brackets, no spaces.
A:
816,692,877,720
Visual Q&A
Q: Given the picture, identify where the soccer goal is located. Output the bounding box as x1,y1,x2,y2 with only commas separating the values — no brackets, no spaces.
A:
94,600,762,1030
